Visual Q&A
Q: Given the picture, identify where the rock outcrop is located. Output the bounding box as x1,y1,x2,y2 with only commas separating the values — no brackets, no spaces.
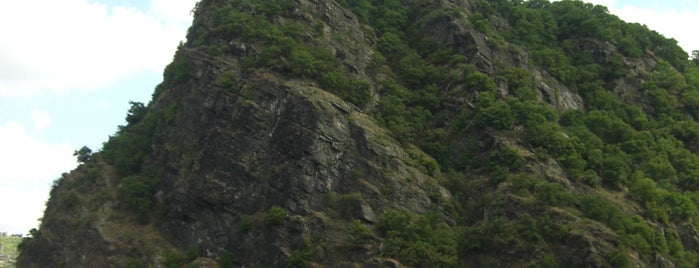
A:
149,58,446,266
17,1,447,265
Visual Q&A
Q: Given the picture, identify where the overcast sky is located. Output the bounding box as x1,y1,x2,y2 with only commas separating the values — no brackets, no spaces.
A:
1,0,698,235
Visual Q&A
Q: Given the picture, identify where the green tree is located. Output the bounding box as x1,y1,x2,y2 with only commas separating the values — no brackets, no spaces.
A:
73,146,92,163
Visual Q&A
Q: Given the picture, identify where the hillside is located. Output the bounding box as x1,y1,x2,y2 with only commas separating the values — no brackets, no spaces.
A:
0,235,21,268
17,0,699,267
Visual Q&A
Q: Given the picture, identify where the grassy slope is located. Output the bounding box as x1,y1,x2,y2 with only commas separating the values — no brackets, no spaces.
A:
0,236,21,267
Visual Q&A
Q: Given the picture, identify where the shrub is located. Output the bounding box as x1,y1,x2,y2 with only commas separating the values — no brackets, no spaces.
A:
162,52,191,85
541,254,559,268
267,206,287,226
216,72,237,90
377,211,456,267
239,216,252,232
348,220,373,247
119,175,153,215
329,192,363,219
219,251,235,268
608,249,631,268
126,258,147,268
474,102,514,130
102,102,161,177
163,251,187,268
60,191,81,207
288,249,311,268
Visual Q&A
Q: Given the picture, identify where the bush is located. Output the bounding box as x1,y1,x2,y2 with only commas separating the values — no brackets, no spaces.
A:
119,175,153,215
474,102,514,130
162,52,191,85
348,220,373,247
219,251,235,268
60,191,81,207
163,251,187,268
288,249,311,268
126,258,147,268
377,211,456,267
608,249,631,268
267,206,287,226
217,72,237,90
329,192,363,219
102,102,161,176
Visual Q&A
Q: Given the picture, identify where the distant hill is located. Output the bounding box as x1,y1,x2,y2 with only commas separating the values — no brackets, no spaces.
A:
0,235,21,268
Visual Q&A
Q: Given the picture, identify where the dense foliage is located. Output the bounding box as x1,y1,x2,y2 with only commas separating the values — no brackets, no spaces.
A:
186,0,371,106
336,0,699,266
376,211,457,267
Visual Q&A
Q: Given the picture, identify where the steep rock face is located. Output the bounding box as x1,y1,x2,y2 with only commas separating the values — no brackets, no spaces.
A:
17,3,447,264
16,157,184,267
18,0,699,267
150,48,444,266
409,0,584,111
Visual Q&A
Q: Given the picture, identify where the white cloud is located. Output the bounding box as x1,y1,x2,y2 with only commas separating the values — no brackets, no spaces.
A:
612,5,699,54
0,188,50,234
31,109,52,134
150,0,199,24
576,0,699,54
0,122,76,183
0,0,197,97
0,0,197,234
0,121,75,233
583,0,614,7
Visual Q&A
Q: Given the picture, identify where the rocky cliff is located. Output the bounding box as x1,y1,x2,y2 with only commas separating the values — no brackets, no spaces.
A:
18,0,699,267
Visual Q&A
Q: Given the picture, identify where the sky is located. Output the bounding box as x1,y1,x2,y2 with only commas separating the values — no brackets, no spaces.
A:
0,0,698,235
0,0,198,235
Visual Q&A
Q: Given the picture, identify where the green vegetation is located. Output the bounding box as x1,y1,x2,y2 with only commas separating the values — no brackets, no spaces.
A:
288,248,312,268
100,101,174,222
219,251,235,268
347,220,373,247
161,0,699,265
195,0,372,107
288,236,314,268
266,206,287,226
159,247,202,268
328,192,363,219
163,250,187,268
376,211,457,267
102,101,157,176
1,235,22,263
126,258,148,268
73,146,92,163
20,0,699,266
335,0,699,266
